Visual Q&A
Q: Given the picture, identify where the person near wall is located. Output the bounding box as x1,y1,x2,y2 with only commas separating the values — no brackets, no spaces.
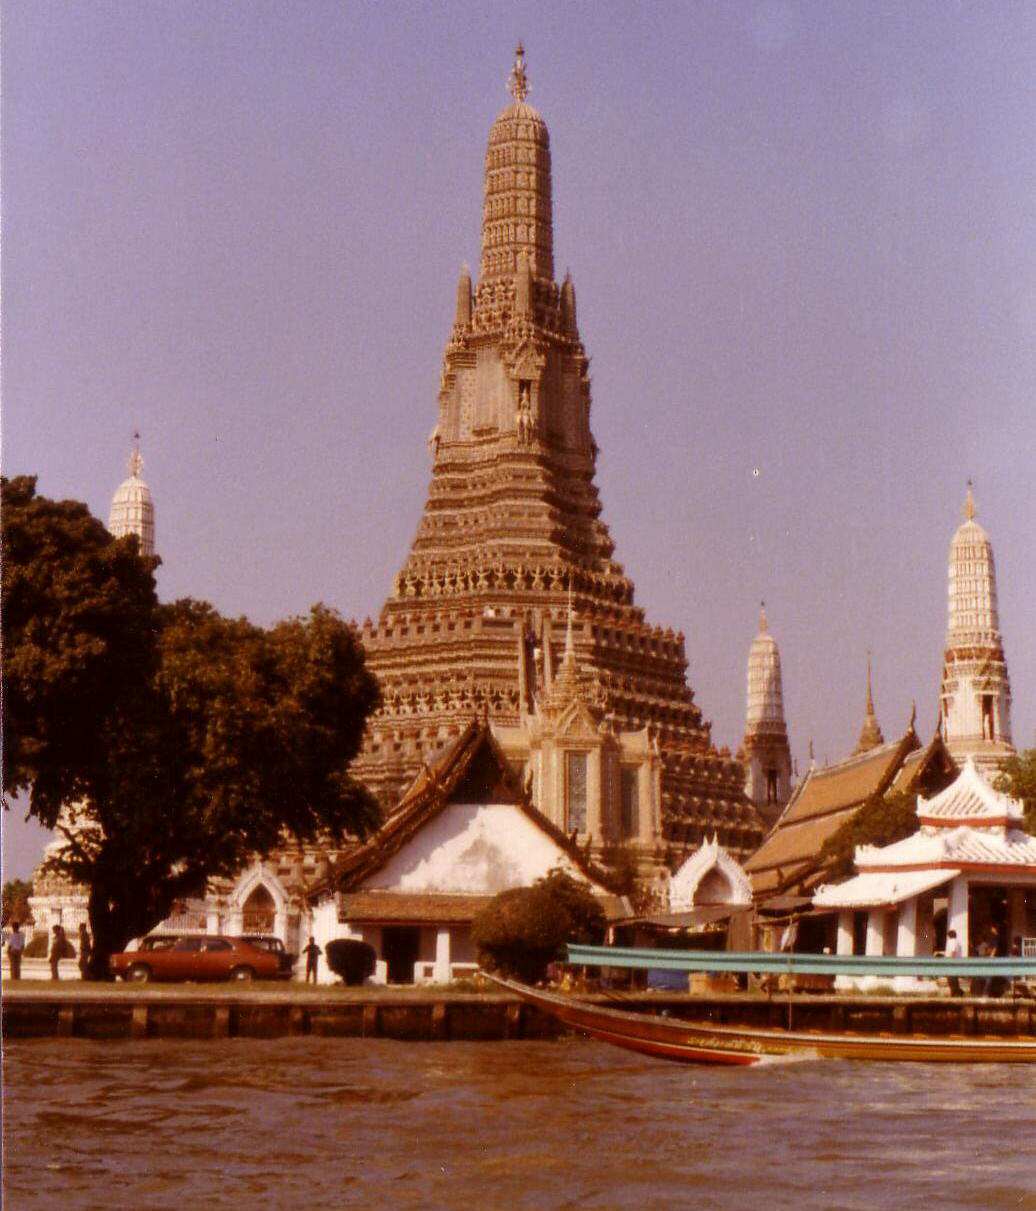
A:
49,924,67,981
78,923,93,980
304,936,322,984
945,929,962,997
7,922,26,980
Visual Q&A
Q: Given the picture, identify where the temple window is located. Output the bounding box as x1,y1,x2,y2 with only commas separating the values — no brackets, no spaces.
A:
566,751,588,834
620,766,639,838
766,767,778,803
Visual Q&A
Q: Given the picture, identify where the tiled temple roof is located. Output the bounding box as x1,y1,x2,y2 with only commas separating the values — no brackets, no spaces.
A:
744,723,947,897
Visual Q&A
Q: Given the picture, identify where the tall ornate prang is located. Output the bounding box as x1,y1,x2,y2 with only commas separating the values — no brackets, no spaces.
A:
939,484,1014,771
354,50,763,866
741,606,792,824
108,432,155,557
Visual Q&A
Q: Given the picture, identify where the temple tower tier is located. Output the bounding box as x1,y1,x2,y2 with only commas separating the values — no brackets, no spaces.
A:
939,485,1013,772
353,48,764,864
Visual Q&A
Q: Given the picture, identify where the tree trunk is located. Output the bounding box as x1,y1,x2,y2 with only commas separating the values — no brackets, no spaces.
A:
85,885,147,981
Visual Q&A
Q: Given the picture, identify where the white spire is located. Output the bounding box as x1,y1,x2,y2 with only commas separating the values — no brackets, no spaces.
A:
109,432,155,557
940,484,1012,769
742,603,792,820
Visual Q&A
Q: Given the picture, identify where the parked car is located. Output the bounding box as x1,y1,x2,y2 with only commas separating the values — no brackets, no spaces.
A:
238,935,297,979
109,934,281,983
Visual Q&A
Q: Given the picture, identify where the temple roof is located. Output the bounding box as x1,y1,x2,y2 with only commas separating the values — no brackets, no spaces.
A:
810,758,1033,910
744,723,923,896
855,825,1036,871
332,718,614,893
914,758,1022,828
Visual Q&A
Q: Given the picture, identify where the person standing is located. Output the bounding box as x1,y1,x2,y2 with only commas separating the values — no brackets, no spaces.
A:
7,921,26,980
303,936,321,984
78,923,93,980
49,924,66,981
945,929,962,997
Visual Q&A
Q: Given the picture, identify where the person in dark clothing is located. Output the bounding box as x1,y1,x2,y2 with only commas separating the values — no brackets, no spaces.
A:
78,923,93,980
49,925,66,980
304,936,322,984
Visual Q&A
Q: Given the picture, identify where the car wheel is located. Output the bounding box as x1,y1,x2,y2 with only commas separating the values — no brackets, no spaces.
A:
127,964,152,983
230,965,254,982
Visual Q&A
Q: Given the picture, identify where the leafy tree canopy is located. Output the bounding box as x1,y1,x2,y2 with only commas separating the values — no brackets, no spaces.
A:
2,476,382,975
995,747,1036,835
2,879,33,926
818,789,920,883
471,868,606,984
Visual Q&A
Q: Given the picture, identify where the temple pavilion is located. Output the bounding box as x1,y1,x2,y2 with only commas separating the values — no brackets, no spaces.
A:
813,760,1036,986
352,46,763,875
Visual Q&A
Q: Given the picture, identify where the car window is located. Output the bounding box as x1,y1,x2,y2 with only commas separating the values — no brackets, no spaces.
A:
204,939,232,952
173,937,203,952
144,937,176,951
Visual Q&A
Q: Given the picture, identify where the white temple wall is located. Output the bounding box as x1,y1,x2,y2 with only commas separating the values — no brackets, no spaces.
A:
364,802,606,895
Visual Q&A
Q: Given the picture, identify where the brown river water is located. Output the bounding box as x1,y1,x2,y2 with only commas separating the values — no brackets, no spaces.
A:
3,1037,1034,1211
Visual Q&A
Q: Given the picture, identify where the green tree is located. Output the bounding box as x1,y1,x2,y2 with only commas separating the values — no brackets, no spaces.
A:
2,879,33,926
2,477,382,976
818,790,920,883
995,747,1036,835
471,868,606,984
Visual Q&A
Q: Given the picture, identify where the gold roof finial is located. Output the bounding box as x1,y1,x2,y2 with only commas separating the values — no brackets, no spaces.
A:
758,601,768,632
509,41,528,102
128,431,143,479
963,479,976,522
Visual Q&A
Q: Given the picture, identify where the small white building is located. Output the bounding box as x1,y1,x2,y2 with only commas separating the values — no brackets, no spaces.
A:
309,720,624,984
814,760,1036,989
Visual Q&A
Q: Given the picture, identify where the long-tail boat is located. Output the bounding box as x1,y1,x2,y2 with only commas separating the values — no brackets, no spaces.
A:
487,946,1036,1065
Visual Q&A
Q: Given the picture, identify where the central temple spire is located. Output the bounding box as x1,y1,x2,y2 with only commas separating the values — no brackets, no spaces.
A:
355,53,763,867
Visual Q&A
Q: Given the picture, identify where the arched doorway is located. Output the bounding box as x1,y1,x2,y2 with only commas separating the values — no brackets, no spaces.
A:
695,867,733,905
242,885,276,934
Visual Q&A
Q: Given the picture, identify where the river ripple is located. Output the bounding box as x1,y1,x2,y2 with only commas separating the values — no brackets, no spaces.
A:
4,1037,1034,1210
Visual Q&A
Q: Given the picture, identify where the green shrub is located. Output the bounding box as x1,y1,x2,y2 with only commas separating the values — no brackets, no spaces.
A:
24,932,49,958
325,938,376,985
472,869,606,984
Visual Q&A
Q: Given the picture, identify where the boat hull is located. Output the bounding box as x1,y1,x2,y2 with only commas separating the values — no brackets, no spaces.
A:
488,975,1036,1065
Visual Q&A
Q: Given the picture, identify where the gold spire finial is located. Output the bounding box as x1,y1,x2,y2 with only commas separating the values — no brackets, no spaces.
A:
853,651,885,754
758,601,768,632
963,479,976,521
128,431,143,478
509,41,528,102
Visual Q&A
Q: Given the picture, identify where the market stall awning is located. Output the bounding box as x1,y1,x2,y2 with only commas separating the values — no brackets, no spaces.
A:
812,867,959,910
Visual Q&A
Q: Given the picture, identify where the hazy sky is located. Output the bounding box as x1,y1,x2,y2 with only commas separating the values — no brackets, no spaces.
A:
3,1,1034,880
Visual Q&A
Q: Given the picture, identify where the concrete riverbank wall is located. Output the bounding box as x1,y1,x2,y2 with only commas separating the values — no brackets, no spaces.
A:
4,988,1034,1042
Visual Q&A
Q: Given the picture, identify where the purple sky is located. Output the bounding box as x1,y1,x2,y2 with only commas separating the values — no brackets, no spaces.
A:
3,2,1034,881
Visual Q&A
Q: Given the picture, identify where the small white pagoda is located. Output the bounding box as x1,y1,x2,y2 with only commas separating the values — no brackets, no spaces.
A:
813,760,1036,989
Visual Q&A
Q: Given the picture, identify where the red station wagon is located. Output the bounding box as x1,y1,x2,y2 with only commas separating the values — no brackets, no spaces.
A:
109,934,282,983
